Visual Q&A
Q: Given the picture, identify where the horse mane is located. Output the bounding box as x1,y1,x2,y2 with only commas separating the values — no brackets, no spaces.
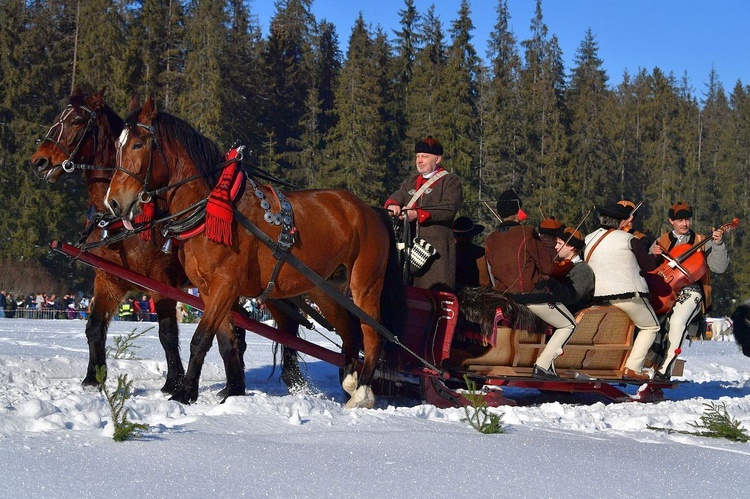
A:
95,102,124,148
124,108,223,186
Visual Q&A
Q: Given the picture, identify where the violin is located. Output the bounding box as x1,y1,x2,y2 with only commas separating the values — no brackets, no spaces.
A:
550,258,574,279
646,218,739,315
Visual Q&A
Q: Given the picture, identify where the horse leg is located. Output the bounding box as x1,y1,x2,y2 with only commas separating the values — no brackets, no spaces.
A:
152,295,184,394
82,273,125,387
345,267,389,409
308,290,364,402
264,300,307,393
171,299,244,404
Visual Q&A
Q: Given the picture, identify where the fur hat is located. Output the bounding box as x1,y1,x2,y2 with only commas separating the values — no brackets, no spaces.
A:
453,216,484,237
561,227,585,251
415,136,443,156
669,201,693,220
537,217,565,239
496,189,522,218
596,202,630,221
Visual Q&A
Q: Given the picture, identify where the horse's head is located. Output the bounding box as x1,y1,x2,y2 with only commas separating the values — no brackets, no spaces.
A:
105,95,223,227
30,87,121,183
105,96,168,225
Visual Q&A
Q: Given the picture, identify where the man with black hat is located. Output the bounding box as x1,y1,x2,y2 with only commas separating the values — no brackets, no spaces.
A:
484,189,556,294
385,136,463,290
453,216,490,290
650,201,729,379
584,202,661,381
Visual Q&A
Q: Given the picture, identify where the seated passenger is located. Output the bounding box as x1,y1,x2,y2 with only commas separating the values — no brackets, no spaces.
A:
584,202,660,381
523,228,595,379
485,190,570,380
453,216,491,291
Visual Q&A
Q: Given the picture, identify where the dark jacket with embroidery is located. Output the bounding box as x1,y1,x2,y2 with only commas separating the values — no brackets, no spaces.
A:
385,170,463,290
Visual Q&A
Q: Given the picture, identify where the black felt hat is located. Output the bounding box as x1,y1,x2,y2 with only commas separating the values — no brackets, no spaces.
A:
453,216,485,237
496,189,522,218
669,201,693,220
596,202,631,220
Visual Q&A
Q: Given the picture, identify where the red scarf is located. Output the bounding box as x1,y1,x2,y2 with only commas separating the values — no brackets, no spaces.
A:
205,148,240,246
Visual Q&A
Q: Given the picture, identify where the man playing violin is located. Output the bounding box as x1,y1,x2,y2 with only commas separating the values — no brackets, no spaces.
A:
523,227,595,379
650,202,729,380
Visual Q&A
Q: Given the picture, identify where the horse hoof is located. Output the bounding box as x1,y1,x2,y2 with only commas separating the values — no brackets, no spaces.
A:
170,389,198,404
341,372,358,396
161,377,183,395
343,386,375,409
81,376,100,389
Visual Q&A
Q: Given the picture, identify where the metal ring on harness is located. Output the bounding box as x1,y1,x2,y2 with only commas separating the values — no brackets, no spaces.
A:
138,190,152,204
62,159,76,173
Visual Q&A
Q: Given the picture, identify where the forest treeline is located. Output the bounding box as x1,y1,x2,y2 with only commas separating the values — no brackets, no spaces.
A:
1,0,748,314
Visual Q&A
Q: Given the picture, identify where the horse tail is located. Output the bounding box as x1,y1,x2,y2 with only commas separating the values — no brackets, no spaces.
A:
730,300,750,357
374,207,407,340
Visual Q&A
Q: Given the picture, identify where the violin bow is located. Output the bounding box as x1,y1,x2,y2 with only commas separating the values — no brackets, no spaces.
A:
555,209,591,259
483,201,502,222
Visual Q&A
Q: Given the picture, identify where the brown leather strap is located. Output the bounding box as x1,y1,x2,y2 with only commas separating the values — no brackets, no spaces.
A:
585,229,613,263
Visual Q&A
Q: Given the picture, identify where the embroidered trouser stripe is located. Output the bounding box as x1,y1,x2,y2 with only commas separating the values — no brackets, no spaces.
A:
526,302,577,371
659,287,701,374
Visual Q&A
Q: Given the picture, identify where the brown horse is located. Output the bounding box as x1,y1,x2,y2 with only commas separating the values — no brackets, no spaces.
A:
29,88,188,393
29,88,311,395
104,96,405,407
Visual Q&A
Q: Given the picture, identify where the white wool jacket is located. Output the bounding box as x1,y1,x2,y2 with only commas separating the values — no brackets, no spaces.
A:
584,228,649,299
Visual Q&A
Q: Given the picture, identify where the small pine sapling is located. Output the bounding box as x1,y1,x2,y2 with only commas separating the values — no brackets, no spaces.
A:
96,365,148,442
648,401,749,442
106,326,151,359
462,374,504,434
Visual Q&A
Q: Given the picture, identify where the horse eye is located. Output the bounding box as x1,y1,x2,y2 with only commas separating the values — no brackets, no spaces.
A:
72,117,85,125
133,142,143,150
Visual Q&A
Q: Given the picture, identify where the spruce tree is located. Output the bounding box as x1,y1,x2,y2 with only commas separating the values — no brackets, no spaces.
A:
321,15,388,205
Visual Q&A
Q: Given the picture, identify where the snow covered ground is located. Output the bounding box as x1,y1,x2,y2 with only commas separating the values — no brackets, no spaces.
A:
1,318,749,498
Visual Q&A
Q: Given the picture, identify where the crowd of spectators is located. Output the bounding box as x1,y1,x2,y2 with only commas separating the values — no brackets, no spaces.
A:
0,290,157,321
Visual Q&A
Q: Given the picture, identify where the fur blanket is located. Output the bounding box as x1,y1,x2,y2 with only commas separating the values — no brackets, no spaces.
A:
458,287,548,341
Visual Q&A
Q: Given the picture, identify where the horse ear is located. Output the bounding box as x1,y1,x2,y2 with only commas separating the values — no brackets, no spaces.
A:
142,95,158,121
129,95,141,112
91,87,107,111
72,85,84,98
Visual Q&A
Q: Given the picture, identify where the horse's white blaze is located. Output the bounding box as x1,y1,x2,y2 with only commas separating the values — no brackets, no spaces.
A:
342,372,358,396
344,385,375,409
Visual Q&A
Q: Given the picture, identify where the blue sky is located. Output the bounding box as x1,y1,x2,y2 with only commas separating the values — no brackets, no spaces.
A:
250,0,749,94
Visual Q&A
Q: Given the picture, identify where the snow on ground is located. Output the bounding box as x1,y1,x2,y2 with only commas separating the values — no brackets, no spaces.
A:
1,318,750,498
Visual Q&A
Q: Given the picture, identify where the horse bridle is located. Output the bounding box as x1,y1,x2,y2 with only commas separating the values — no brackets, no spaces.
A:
114,121,173,205
39,104,99,174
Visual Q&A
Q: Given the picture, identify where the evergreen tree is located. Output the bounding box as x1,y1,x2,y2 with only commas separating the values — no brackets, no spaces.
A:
321,15,389,205
518,0,568,221
177,0,230,145
391,0,421,183
443,0,481,205
483,0,523,218
566,28,613,222
406,6,447,160
74,0,127,102
263,0,316,178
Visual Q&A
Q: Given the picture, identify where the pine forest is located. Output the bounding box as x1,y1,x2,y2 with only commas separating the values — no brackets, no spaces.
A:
1,0,749,315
